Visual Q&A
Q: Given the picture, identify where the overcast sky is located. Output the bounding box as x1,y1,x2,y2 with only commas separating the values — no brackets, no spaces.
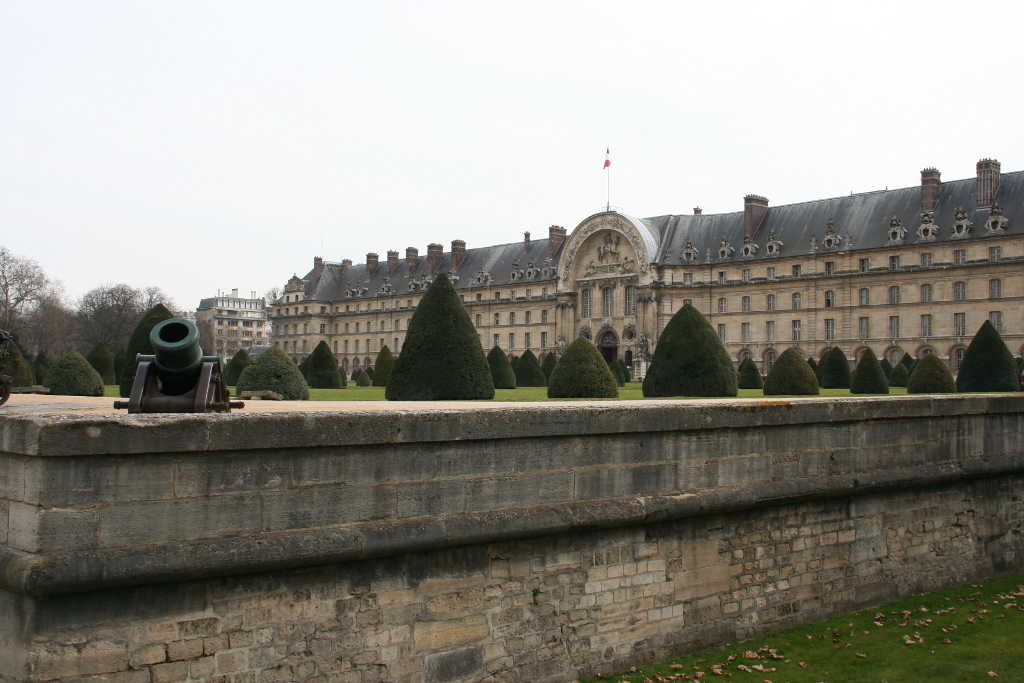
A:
2,0,1021,310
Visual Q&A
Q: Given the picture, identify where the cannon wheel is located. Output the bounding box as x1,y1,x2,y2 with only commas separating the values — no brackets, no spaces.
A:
0,374,12,407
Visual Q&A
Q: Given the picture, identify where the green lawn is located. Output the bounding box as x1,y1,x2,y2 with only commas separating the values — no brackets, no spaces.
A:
581,573,1024,683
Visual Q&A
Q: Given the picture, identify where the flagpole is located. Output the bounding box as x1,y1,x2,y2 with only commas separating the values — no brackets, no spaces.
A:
606,164,610,212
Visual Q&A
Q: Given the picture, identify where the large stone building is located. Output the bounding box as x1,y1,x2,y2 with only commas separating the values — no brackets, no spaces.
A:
195,289,269,358
274,158,1022,378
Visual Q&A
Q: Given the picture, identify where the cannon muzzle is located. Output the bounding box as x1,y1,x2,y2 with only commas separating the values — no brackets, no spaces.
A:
149,319,206,395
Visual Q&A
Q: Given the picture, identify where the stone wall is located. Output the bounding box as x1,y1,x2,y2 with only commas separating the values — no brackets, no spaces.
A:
2,396,1024,683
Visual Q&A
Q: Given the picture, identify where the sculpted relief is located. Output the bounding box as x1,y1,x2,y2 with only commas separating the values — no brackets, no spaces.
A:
560,215,651,288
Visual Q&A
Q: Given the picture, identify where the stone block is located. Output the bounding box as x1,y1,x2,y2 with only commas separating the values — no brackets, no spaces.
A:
7,502,98,553
427,591,482,614
99,497,262,547
130,643,167,668
190,656,217,679
424,645,484,683
228,630,254,649
151,661,189,683
465,474,539,512
414,615,490,652
30,640,129,679
167,638,204,661
175,452,291,497
396,479,467,516
28,456,175,505
178,617,220,637
216,650,247,674
261,484,396,531
290,449,347,486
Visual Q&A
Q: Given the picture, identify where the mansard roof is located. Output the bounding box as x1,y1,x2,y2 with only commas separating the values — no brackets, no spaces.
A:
646,171,1024,264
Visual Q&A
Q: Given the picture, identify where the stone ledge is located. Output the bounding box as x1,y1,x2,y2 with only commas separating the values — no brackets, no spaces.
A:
3,452,1021,597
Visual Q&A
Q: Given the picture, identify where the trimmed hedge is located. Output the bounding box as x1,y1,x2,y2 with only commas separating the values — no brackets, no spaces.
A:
900,352,915,371
44,351,105,396
4,341,36,387
956,320,1021,392
366,366,374,380
515,349,547,387
879,357,894,380
487,345,517,389
888,362,909,387
609,359,626,387
850,348,889,394
113,347,127,381
351,368,360,381
119,304,175,397
642,304,737,397
306,341,345,389
298,353,313,378
32,351,51,384
907,353,957,394
508,355,520,375
86,343,116,385
806,356,818,376
736,357,764,390
386,273,494,400
224,348,253,386
820,346,852,389
372,346,394,386
547,336,619,399
763,348,820,396
540,352,557,381
355,369,372,386
236,345,310,400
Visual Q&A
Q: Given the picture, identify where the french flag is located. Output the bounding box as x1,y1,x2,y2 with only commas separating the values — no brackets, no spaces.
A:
603,148,610,169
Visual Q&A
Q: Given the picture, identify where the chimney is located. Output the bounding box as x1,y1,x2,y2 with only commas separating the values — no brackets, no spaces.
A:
405,247,419,275
524,231,531,252
342,258,353,268
548,225,566,258
693,207,702,215
366,252,379,277
977,158,1001,208
312,256,324,279
426,243,444,276
451,240,466,271
920,167,941,213
743,195,769,238
231,288,239,298
386,250,399,275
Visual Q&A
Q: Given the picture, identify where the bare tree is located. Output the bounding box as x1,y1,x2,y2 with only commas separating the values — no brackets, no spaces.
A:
0,246,60,336
264,285,282,304
22,295,78,358
76,284,145,352
141,286,177,312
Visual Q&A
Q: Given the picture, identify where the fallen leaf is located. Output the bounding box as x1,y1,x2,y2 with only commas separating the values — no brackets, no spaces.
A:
798,662,807,668
856,654,866,658
988,672,997,678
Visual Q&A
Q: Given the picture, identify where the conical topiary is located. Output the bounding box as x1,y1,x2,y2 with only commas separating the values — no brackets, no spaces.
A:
35,363,49,384
351,368,360,381
540,352,557,381
355,369,372,387
119,304,176,397
620,359,633,382
85,343,116,385
900,352,915,372
298,353,313,379
956,320,1021,392
113,347,127,381
820,346,852,389
1016,357,1024,370
763,348,820,396
888,362,909,388
515,350,547,387
806,356,818,376
642,304,737,397
4,341,36,387
236,345,309,400
814,356,824,385
43,351,105,396
385,273,494,400
608,359,626,387
850,348,889,394
487,345,517,389
907,353,957,394
32,350,50,374
736,357,764,390
365,366,374,380
372,346,394,386
508,355,520,375
547,336,619,399
224,348,253,386
305,341,345,389
879,357,894,380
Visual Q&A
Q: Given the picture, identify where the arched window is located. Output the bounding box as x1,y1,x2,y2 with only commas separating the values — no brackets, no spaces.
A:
889,349,901,365
825,290,835,307
989,279,1002,298
582,289,592,318
603,288,614,316
718,297,727,313
765,349,777,369
792,292,802,309
953,281,967,300
626,286,637,315
766,294,776,311
380,320,386,330
953,347,966,372
859,288,870,306
888,286,901,305
742,296,751,312
344,340,349,353
921,284,933,303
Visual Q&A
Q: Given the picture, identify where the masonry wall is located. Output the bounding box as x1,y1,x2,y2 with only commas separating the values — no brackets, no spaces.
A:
2,396,1024,683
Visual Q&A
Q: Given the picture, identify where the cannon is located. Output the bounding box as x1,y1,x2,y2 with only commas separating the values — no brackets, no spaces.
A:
114,318,244,413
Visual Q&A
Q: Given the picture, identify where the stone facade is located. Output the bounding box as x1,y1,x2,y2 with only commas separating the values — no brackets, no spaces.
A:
195,290,269,358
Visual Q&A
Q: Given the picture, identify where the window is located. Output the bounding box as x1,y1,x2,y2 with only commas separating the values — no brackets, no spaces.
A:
989,246,1001,262
718,297,727,313
859,288,870,306
792,320,802,341
766,349,777,370
525,332,531,348
623,286,636,315
380,320,386,330
889,350,901,366
889,255,901,270
493,333,499,346
921,284,933,303
510,291,517,301
542,288,548,297
990,311,1003,334
953,281,966,300
859,317,869,339
683,299,692,307
765,320,775,343
859,258,870,272
792,265,802,277
541,309,548,323
334,324,339,334
508,333,515,349
825,318,835,341
888,315,900,338
683,273,693,285
525,311,532,324
825,261,835,275
319,323,325,333
475,314,481,326
718,271,727,284
767,266,776,280
825,290,835,307
741,322,751,343
344,340,349,353
766,294,776,311
476,293,482,302
921,253,932,267
494,312,500,325
888,286,901,305
989,279,1002,298
510,312,516,325
742,296,751,312
953,347,966,372
742,268,751,282
603,288,614,316
581,289,591,318
541,331,548,348
718,324,726,343
526,289,532,300
355,322,360,333
921,314,932,337
355,339,359,352
792,292,802,309
954,249,966,265
954,312,967,337
494,292,501,300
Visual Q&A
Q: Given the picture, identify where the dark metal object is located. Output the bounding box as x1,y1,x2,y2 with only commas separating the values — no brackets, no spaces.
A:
0,330,13,407
113,318,244,413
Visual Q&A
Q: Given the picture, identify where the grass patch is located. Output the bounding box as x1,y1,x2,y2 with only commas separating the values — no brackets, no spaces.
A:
581,573,1024,683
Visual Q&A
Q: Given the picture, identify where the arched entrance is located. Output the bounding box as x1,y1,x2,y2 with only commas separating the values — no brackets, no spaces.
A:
597,330,618,365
